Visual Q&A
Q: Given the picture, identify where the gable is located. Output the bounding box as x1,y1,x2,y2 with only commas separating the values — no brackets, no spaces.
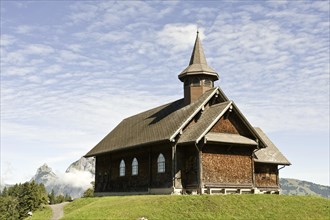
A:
210,109,257,141
178,100,268,149
178,101,232,144
210,116,239,134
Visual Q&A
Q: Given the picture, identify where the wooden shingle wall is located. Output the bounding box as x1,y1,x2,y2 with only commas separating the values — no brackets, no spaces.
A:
202,145,253,186
210,116,239,134
254,163,278,188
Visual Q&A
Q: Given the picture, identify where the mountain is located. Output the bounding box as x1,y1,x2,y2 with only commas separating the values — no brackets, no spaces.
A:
31,157,94,198
280,178,329,198
31,164,57,186
66,157,95,175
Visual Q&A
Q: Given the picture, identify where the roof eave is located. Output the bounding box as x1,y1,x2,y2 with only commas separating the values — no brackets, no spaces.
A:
178,71,219,82
84,139,171,157
206,140,258,147
254,159,291,166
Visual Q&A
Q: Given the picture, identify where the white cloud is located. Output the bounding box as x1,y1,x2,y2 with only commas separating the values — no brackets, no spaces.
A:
56,170,93,189
15,25,34,34
4,66,37,76
24,44,54,55
157,24,204,52
43,64,62,74
0,34,16,46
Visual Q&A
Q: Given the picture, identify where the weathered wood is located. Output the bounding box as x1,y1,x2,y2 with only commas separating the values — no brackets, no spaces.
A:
172,144,176,188
198,149,203,193
210,113,255,140
180,146,198,188
211,116,239,134
95,144,172,193
251,155,255,187
202,145,253,186
254,163,278,188
150,145,172,188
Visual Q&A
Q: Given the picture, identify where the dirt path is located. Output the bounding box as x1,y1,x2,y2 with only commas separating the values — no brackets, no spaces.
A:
50,202,69,220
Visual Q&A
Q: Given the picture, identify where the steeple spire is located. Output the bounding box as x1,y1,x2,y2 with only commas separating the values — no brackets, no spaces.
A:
188,30,207,65
179,31,219,105
178,31,219,82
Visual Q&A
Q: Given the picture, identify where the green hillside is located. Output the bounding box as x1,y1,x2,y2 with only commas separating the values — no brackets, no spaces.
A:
61,195,330,220
281,178,330,198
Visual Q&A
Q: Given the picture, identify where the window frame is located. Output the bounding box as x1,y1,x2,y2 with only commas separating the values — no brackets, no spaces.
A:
131,157,138,176
157,153,165,173
119,159,125,177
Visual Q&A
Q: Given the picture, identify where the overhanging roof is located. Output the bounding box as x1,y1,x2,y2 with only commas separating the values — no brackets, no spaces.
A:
254,128,291,165
205,132,258,146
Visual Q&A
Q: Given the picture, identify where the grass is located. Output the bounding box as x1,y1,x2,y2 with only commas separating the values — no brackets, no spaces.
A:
25,205,52,220
62,194,330,220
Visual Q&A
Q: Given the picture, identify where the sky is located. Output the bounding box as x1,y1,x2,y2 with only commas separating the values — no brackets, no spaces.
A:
1,1,329,186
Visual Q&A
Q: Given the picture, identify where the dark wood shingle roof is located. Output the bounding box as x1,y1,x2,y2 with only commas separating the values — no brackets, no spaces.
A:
178,101,231,144
85,88,218,156
254,127,291,165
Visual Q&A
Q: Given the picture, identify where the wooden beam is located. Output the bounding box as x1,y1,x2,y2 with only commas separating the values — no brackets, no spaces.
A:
198,150,203,194
172,143,176,189
148,148,151,188
251,155,255,188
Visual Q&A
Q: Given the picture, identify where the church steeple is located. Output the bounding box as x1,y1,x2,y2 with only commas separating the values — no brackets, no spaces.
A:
179,31,219,105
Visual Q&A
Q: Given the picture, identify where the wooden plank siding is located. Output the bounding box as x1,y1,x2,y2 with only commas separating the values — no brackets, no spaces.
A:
178,146,199,188
95,144,172,193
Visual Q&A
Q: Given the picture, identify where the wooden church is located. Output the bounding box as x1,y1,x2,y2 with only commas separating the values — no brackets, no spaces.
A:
85,32,290,195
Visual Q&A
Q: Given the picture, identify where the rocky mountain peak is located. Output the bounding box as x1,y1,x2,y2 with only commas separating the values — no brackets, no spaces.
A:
65,157,95,175
31,163,57,184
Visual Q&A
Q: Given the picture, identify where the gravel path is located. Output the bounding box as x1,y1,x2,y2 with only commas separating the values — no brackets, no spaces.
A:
50,202,69,220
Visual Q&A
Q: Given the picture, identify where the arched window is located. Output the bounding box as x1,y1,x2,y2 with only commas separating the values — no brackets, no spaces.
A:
119,160,125,177
132,158,138,176
157,153,165,173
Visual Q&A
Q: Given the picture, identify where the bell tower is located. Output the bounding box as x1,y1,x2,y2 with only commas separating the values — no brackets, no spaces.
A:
178,31,219,105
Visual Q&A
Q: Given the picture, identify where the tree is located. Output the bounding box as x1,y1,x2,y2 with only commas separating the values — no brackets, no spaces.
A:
0,196,19,220
83,188,94,197
83,181,95,197
1,186,8,197
55,194,65,203
64,194,72,201
49,189,56,205
5,181,48,219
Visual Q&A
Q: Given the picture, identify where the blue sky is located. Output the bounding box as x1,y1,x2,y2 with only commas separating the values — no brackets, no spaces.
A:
1,1,329,186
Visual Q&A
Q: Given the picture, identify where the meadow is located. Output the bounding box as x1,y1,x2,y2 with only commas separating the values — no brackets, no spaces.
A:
52,194,330,220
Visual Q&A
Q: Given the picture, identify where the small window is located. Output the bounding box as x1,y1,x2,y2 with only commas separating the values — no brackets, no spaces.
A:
157,153,165,173
204,79,213,87
119,160,125,177
132,158,138,176
191,78,200,87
